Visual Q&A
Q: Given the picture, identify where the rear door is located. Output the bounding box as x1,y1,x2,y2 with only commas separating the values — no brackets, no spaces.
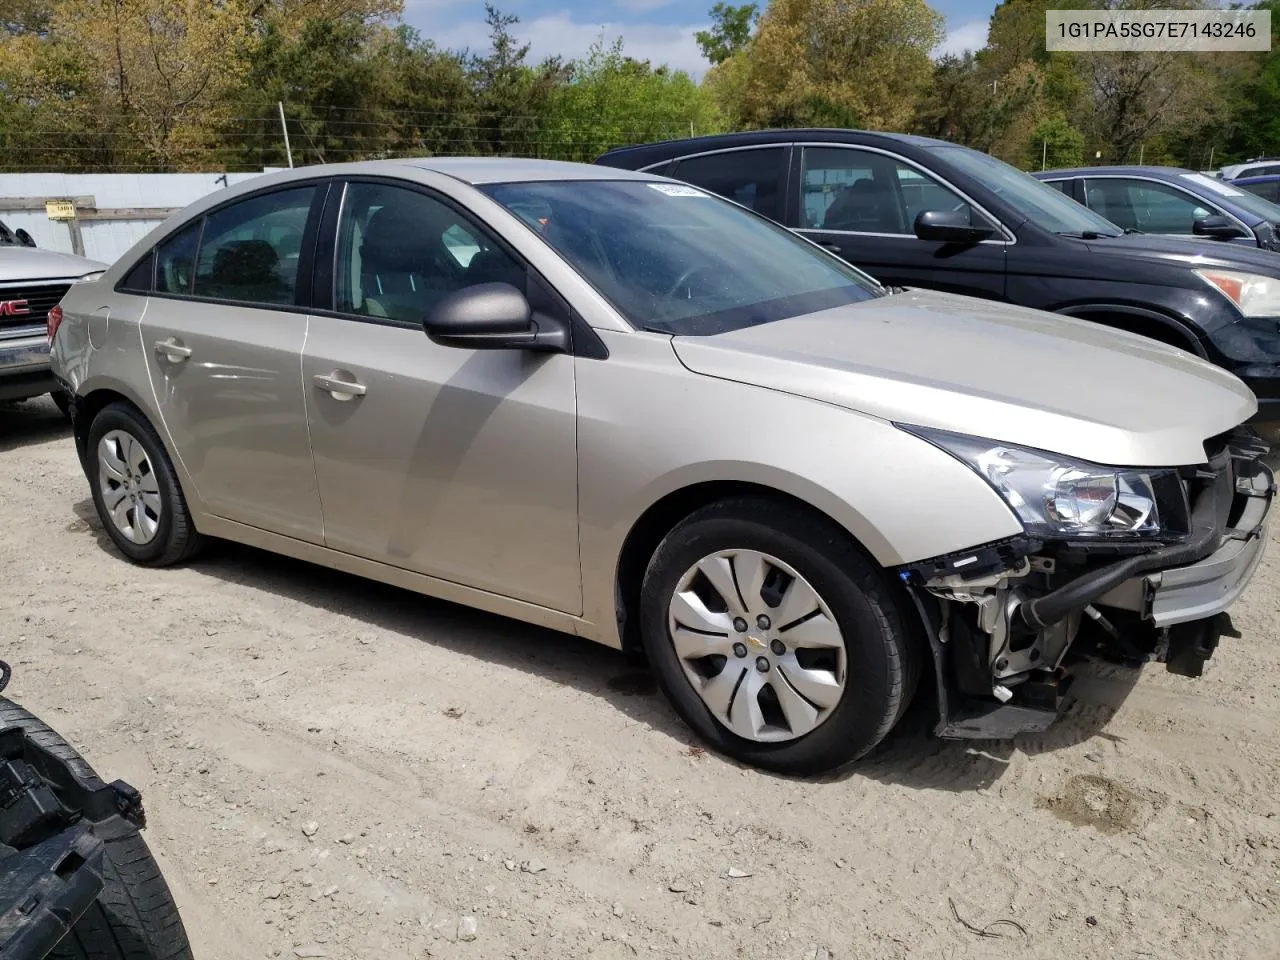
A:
792,144,1008,299
138,182,327,542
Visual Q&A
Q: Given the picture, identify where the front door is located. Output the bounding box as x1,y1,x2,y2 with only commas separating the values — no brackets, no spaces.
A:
138,184,325,542
301,180,581,614
794,145,1008,300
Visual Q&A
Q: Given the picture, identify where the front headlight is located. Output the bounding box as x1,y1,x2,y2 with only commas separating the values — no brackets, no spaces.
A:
1196,268,1280,317
906,427,1182,540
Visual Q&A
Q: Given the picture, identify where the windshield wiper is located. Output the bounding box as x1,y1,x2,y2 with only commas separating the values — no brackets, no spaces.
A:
1056,230,1123,240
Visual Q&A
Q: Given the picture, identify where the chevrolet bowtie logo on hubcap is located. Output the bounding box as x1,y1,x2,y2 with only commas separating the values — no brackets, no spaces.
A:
746,634,767,650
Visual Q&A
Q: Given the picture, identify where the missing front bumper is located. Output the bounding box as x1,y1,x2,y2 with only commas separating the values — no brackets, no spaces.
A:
905,444,1274,739
1094,456,1274,628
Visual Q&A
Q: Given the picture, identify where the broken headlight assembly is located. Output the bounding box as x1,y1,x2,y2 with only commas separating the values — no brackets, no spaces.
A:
905,427,1187,540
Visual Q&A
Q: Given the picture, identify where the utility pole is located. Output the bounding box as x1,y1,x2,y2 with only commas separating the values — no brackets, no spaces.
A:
278,101,294,169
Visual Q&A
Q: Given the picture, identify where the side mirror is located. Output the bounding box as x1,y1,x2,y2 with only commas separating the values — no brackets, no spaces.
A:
913,210,996,244
423,282,566,352
14,228,35,248
1193,214,1247,240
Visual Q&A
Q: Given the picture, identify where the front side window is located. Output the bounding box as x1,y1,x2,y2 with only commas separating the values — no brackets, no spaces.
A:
671,148,787,220
800,147,984,234
929,145,1124,237
1084,179,1211,234
481,179,883,336
192,187,315,304
333,182,524,324
155,222,201,295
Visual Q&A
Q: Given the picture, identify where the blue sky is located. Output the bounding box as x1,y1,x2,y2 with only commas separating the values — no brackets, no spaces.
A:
403,0,997,78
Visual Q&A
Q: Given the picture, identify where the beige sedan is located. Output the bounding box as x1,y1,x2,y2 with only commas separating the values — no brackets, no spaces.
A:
50,158,1272,773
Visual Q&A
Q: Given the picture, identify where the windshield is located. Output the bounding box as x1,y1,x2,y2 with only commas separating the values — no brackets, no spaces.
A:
479,180,884,335
1180,172,1280,224
928,145,1125,237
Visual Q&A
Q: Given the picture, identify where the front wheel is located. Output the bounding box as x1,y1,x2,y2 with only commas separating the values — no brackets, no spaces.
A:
639,498,919,775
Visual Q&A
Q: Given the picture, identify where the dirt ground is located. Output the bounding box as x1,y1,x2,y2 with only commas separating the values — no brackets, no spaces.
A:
2,395,1279,960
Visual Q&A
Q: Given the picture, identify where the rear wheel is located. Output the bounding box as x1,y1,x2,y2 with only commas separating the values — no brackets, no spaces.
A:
86,402,204,566
0,698,194,960
639,498,919,775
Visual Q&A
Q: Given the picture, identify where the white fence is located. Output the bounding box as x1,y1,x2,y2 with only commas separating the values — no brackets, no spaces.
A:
0,171,283,266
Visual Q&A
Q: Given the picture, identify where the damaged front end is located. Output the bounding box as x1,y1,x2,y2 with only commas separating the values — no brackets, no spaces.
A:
898,426,1275,740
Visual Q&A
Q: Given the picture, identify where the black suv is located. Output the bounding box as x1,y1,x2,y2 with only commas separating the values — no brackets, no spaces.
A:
597,130,1280,438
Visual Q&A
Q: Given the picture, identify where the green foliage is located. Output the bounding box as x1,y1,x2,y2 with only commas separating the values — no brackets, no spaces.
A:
695,3,758,65
1027,114,1083,170
0,0,1275,173
542,38,725,161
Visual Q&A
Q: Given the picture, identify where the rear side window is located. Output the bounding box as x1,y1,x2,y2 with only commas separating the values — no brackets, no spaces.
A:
1043,179,1070,194
155,223,201,295
192,187,315,305
119,251,155,292
1253,181,1280,203
672,148,787,221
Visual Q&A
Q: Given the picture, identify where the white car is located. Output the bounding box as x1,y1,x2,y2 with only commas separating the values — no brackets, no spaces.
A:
0,222,105,412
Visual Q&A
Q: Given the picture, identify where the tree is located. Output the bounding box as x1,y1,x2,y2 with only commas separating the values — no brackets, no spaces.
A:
1,0,54,35
543,37,724,160
466,4,569,156
1081,51,1222,163
740,0,945,130
695,3,757,65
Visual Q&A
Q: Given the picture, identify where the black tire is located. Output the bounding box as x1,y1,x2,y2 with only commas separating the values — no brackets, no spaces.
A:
0,698,194,960
639,497,920,775
86,402,204,566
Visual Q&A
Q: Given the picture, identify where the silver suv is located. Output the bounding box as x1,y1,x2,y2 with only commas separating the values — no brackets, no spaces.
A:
49,159,1274,774
0,221,105,411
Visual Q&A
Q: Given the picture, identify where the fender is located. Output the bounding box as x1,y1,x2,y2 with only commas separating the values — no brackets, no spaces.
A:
1056,302,1208,358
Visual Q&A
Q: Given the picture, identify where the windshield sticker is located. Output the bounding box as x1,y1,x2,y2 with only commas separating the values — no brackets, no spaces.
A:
1182,173,1244,196
648,183,709,197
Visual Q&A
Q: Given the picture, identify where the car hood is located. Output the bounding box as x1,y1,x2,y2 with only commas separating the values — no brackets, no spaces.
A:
671,289,1256,467
0,246,106,282
1083,232,1280,272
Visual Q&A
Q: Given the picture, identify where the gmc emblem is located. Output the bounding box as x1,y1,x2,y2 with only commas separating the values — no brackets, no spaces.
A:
0,299,30,316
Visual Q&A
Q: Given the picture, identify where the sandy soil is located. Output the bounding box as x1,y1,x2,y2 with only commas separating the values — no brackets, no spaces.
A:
2,395,1279,960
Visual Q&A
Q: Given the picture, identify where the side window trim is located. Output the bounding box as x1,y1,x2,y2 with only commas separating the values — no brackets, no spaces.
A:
792,142,1015,244
140,179,329,312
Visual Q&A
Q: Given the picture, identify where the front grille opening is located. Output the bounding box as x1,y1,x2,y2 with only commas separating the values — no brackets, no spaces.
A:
0,283,71,333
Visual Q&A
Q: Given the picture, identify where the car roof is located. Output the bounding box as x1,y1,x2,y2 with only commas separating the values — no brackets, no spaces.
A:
1035,166,1196,179
596,128,952,166
397,156,661,184
1231,174,1280,184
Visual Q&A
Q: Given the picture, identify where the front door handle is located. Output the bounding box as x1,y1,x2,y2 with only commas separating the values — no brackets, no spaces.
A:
154,338,191,362
313,372,367,401
819,242,842,254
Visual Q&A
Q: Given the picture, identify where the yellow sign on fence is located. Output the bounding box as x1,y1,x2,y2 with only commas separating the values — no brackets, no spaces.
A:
45,199,77,221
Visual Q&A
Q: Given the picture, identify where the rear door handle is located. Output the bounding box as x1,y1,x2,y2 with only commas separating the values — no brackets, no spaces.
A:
819,242,842,254
313,372,367,401
153,338,191,362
